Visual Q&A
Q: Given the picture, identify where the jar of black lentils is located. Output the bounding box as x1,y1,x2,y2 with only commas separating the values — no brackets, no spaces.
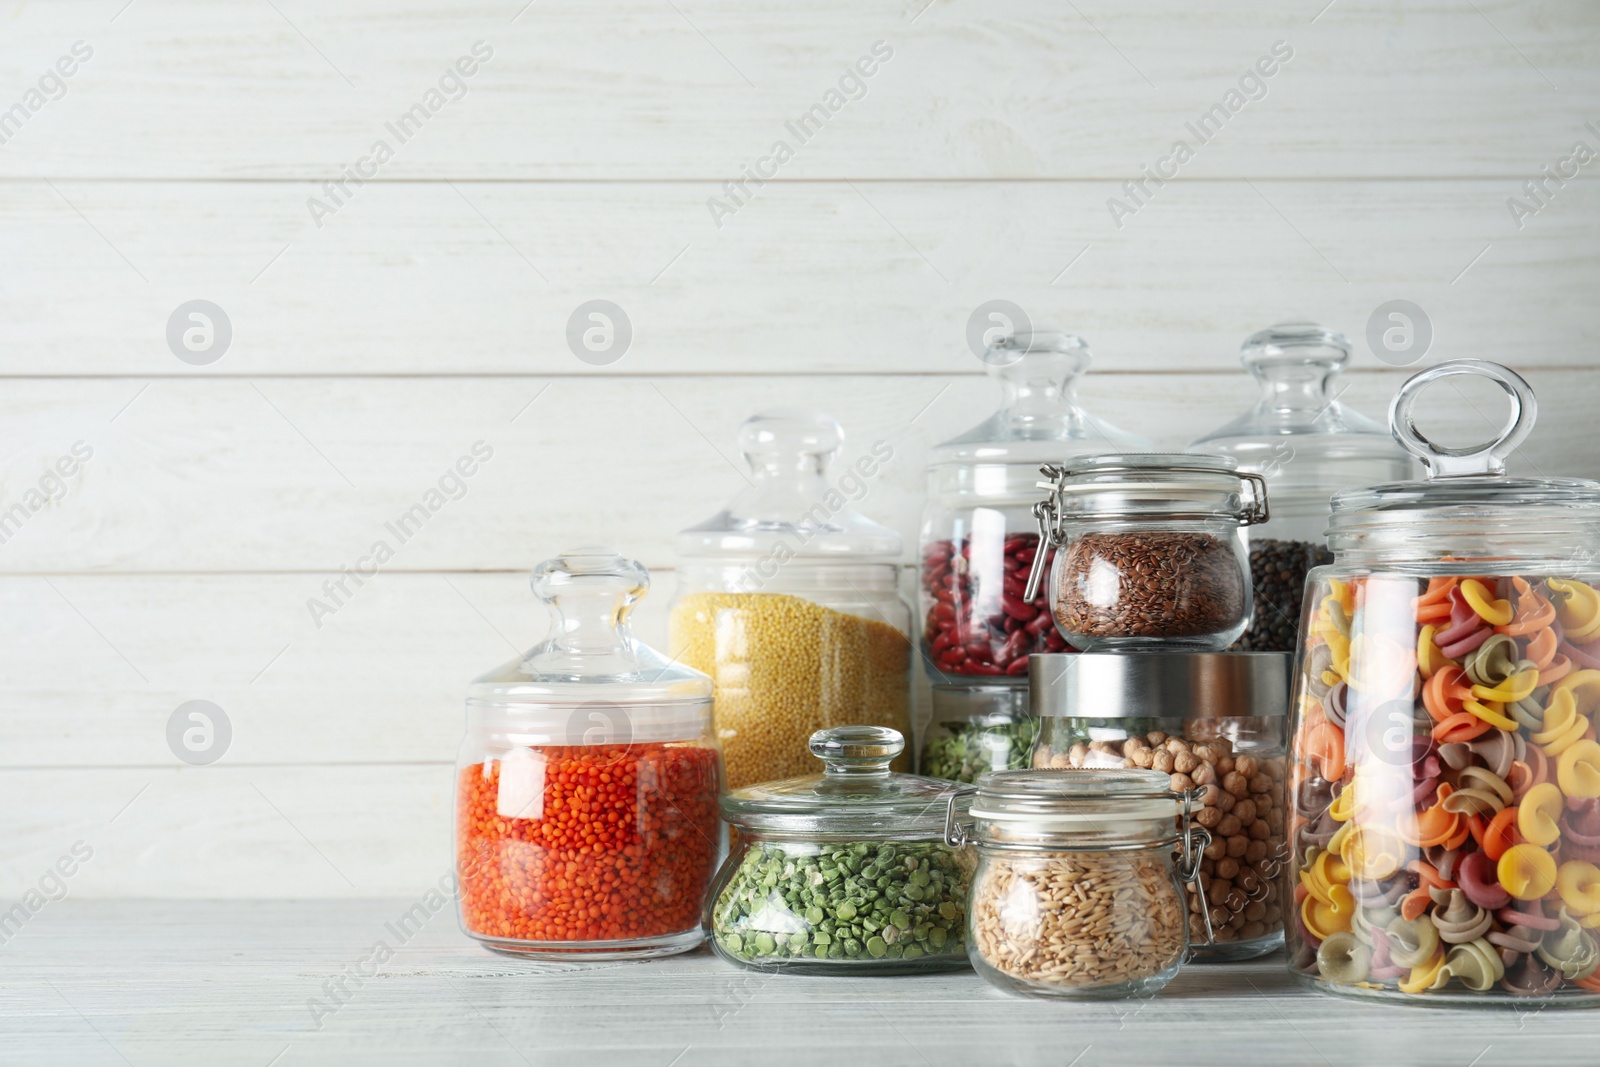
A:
1189,323,1412,652
708,726,972,974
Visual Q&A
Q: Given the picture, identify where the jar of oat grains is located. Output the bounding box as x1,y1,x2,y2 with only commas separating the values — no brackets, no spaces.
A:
946,768,1210,998
669,410,913,789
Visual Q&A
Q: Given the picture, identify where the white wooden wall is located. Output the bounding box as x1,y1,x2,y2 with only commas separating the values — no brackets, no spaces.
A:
1,0,1597,898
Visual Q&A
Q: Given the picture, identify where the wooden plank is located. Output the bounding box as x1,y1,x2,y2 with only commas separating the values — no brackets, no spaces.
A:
1,369,1595,574
3,900,1599,1065
0,0,1596,179
3,178,1596,376
0,766,451,899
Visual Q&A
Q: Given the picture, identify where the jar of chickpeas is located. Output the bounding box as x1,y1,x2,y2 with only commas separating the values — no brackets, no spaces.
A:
669,411,913,789
1030,651,1291,960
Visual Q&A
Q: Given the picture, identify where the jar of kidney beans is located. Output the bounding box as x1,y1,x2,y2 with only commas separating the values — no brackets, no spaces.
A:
919,330,1148,682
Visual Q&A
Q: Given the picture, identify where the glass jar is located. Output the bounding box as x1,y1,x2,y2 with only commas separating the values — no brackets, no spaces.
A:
1025,454,1270,651
1288,359,1600,1004
707,726,971,973
455,549,723,959
920,331,1149,682
946,769,1208,998
1191,323,1413,652
920,684,1038,784
668,410,912,789
1029,651,1291,960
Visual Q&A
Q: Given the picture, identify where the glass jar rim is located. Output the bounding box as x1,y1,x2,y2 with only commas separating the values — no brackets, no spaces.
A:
1034,453,1270,526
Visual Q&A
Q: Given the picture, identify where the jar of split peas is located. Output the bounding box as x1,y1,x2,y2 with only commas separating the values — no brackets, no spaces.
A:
455,549,723,960
1288,360,1600,1004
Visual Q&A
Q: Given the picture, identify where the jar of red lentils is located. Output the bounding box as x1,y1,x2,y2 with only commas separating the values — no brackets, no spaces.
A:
456,548,724,959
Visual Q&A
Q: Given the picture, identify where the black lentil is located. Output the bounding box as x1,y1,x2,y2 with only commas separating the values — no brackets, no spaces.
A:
1232,538,1331,652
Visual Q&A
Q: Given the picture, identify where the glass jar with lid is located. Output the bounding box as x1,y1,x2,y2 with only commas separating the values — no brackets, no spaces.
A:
920,330,1148,682
707,726,972,973
1025,453,1270,651
1288,360,1600,1003
920,683,1038,784
1190,323,1413,652
668,410,912,789
946,769,1209,998
455,549,723,959
1029,651,1291,960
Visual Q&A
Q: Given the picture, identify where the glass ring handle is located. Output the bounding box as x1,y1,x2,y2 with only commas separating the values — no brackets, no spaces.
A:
1389,358,1538,478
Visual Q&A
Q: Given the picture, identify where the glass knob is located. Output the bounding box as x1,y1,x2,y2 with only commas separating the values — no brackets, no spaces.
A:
529,548,647,657
810,725,904,776
737,409,844,471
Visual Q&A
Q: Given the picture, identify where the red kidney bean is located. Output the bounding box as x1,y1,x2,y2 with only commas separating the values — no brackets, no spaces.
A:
920,532,1075,677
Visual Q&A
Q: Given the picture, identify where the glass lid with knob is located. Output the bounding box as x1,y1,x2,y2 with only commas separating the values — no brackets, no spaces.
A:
677,409,901,561
1326,359,1600,562
1190,322,1412,505
720,726,958,837
467,548,711,740
930,329,1149,475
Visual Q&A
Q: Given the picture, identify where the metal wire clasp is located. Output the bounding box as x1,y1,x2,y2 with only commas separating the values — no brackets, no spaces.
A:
1174,787,1214,945
943,786,978,848
1022,465,1068,604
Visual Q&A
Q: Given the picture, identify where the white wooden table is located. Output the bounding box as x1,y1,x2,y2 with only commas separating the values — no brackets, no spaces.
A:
2,901,1595,1066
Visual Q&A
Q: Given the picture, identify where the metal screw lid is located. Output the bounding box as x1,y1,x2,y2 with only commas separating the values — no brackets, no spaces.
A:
1028,652,1290,720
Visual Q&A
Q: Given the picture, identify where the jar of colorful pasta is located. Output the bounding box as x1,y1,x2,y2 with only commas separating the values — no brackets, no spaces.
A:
456,549,723,959
1288,360,1600,1004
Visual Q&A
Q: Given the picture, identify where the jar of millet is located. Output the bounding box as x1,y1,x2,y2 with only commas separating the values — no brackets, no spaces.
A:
455,549,724,960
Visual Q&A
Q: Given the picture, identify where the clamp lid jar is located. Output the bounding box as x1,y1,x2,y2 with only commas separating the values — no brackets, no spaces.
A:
1287,360,1600,1004
919,331,1149,683
455,549,723,960
947,769,1209,998
1025,453,1269,651
707,726,972,973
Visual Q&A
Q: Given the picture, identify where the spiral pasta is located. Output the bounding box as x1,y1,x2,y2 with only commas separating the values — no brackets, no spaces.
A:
1291,572,1600,999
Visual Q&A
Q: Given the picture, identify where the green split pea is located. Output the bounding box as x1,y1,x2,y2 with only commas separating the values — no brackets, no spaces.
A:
712,841,969,965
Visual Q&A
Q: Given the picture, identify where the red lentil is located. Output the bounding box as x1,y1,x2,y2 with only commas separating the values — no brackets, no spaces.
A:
456,742,721,945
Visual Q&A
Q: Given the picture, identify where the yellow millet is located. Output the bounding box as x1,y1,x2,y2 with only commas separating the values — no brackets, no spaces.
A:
669,591,912,788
